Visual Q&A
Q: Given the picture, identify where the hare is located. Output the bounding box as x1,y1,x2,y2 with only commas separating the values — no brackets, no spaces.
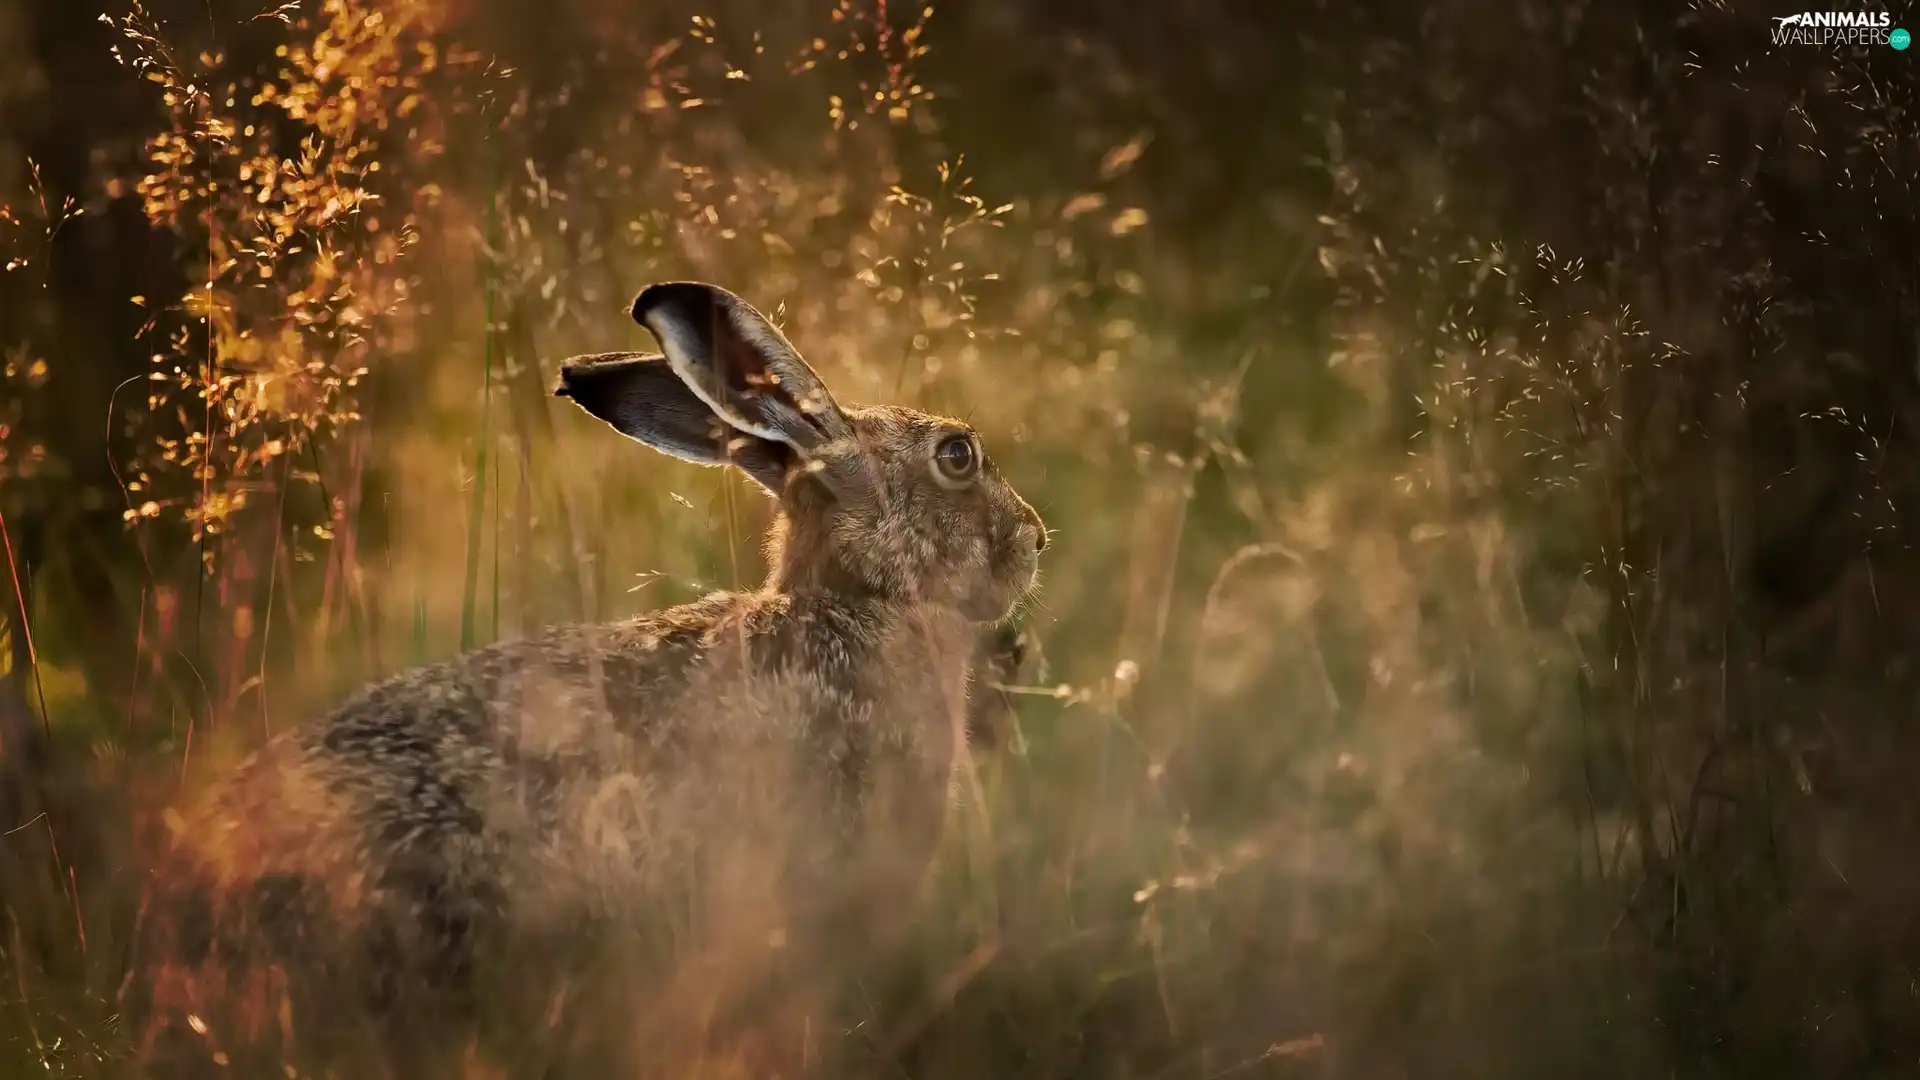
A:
135,281,1047,1078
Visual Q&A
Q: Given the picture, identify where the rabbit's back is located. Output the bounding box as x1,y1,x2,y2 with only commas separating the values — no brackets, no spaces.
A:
141,588,968,1076
205,592,751,905
174,587,957,959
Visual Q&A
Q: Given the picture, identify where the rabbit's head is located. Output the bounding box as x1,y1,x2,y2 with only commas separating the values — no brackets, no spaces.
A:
556,282,1046,622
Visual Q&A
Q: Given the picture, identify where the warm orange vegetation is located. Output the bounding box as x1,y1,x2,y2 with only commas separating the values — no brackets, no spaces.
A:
3,0,1919,1076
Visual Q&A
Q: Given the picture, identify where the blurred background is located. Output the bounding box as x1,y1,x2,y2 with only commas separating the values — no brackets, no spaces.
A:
3,0,1920,1075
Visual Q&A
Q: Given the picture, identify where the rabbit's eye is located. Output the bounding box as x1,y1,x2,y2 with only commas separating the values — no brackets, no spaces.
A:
932,433,979,484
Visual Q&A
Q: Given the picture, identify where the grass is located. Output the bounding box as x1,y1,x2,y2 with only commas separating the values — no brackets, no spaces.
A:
4,0,1920,1077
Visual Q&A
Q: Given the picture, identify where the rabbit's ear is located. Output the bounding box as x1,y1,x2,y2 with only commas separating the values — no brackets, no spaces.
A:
629,282,855,456
554,351,794,493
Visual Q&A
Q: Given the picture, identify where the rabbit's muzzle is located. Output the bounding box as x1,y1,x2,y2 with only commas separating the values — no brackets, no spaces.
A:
971,511,1044,622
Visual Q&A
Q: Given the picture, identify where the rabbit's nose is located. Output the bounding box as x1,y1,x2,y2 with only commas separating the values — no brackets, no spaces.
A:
1018,499,1047,552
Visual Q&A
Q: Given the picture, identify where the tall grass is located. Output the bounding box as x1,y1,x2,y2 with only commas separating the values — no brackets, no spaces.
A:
3,0,1919,1076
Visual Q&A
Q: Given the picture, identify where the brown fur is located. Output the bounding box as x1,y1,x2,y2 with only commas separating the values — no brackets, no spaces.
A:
134,282,1045,1078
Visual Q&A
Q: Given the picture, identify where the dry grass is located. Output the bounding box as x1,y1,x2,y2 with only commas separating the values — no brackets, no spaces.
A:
3,0,1919,1077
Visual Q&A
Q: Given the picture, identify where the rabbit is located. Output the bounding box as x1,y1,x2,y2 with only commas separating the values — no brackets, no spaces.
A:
132,280,1048,1079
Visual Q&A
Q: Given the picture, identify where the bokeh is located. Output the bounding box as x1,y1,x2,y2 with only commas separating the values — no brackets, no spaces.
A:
4,0,1920,1076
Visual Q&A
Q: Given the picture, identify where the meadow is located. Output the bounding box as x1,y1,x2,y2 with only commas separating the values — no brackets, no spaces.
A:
3,0,1919,1076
